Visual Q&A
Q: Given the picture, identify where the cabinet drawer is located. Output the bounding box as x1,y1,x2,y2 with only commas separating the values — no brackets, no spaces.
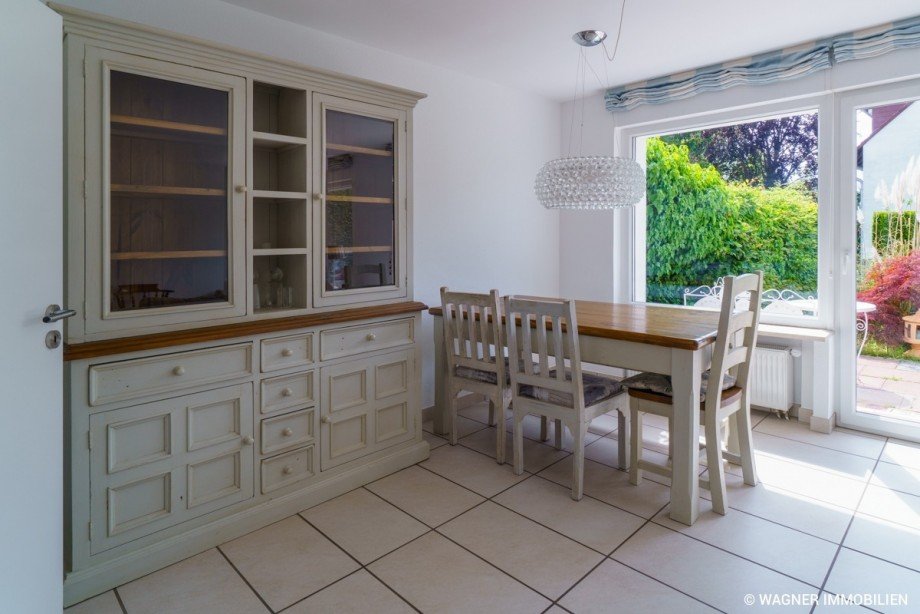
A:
261,408,314,455
261,445,315,493
320,318,414,361
89,344,253,406
260,371,314,414
261,333,314,372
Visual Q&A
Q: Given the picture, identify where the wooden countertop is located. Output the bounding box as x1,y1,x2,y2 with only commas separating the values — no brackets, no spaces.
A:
65,301,428,361
429,300,720,351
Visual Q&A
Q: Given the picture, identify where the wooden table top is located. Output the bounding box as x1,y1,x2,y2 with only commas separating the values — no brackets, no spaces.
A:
429,300,720,351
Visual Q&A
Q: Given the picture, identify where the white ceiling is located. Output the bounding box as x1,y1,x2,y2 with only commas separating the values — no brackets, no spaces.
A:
223,0,920,100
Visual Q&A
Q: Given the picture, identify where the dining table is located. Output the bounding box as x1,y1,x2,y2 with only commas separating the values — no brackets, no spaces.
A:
429,300,724,526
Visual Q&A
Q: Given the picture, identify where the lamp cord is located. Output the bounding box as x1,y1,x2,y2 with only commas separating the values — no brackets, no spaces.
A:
602,0,627,63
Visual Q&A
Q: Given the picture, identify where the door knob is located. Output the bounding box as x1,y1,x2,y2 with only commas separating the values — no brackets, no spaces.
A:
42,304,76,323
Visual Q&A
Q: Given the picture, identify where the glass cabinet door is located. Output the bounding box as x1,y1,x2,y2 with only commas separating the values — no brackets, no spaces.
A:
84,48,246,334
316,95,407,305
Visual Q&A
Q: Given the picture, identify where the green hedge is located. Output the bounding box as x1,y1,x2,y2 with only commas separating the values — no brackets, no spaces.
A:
645,138,818,304
872,211,916,256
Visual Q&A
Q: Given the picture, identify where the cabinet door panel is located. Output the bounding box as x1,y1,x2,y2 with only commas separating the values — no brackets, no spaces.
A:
90,384,253,554
83,47,247,336
313,95,408,306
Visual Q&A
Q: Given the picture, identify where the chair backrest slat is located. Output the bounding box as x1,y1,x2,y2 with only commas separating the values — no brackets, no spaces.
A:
440,287,503,381
504,296,585,410
706,272,764,413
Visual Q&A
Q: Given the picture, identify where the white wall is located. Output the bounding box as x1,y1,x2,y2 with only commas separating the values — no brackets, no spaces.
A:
54,0,562,406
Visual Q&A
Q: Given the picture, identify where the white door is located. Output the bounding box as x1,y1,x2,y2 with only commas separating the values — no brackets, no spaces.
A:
0,1,64,611
837,79,920,442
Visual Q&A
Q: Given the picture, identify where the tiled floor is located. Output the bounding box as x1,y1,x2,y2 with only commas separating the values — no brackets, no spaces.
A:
67,404,920,614
858,355,920,423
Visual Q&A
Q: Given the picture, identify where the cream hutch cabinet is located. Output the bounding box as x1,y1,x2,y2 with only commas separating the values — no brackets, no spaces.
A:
57,6,427,605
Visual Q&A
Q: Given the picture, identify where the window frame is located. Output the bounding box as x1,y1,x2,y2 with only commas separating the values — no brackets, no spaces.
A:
617,94,835,329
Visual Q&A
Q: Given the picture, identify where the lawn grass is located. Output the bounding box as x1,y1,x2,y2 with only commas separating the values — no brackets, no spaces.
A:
861,338,920,362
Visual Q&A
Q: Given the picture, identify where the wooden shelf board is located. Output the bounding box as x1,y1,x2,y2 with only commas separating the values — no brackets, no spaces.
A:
64,301,429,361
111,250,227,261
326,143,393,157
111,114,226,136
253,248,308,257
325,246,392,254
252,189,309,200
325,195,393,204
252,131,309,150
111,184,226,198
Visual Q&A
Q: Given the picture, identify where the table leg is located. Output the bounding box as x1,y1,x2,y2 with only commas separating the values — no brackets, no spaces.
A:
669,347,702,526
856,312,870,359
432,315,450,436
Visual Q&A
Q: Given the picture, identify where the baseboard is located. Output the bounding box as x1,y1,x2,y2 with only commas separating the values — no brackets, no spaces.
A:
797,405,812,424
63,440,429,607
810,412,835,434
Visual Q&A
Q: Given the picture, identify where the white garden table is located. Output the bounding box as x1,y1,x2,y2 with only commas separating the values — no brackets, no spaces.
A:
430,301,721,526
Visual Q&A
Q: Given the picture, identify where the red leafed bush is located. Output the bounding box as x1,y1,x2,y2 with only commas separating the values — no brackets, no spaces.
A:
858,251,920,346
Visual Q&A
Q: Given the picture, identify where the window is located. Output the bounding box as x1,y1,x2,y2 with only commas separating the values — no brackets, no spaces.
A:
631,110,821,319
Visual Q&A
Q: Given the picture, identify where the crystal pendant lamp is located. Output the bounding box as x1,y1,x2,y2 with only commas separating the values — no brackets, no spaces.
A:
535,24,646,210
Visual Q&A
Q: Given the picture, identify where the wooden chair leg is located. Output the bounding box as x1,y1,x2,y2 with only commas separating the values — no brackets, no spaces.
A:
539,415,548,442
554,419,563,450
735,408,758,486
512,410,525,476
629,405,642,485
494,393,506,465
448,391,459,446
571,420,588,501
704,417,727,515
487,397,496,426
617,408,629,470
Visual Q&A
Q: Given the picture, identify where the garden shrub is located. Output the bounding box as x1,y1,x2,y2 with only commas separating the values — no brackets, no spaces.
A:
645,137,818,304
857,250,920,346
872,211,916,257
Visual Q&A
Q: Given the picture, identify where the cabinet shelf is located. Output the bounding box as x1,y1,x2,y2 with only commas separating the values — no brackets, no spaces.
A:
111,184,226,198
252,189,309,200
326,143,393,157
325,195,393,205
252,131,308,150
325,246,392,254
253,248,308,256
111,114,227,136
111,250,227,261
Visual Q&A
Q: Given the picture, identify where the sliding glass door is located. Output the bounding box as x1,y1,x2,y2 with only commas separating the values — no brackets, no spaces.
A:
838,79,920,440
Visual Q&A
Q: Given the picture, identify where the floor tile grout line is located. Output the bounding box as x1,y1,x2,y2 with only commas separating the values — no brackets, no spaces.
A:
112,587,128,614
274,568,365,614
361,565,425,614
751,429,886,465
415,453,537,499
361,484,488,535
553,501,727,614
645,517,827,590
838,543,920,575
430,524,560,604
215,545,275,614
528,470,668,521
810,451,885,614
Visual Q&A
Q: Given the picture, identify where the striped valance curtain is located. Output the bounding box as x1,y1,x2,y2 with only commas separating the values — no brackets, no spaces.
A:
604,15,920,111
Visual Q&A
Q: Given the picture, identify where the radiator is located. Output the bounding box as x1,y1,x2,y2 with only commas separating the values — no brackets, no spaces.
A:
749,345,795,411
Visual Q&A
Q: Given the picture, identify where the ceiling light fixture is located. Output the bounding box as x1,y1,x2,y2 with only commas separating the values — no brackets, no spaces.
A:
534,2,645,210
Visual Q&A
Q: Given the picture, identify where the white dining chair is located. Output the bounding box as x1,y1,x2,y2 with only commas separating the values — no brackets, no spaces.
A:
504,295,630,500
440,287,511,463
622,272,763,515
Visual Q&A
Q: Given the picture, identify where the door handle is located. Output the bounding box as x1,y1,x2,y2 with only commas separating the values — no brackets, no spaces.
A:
42,304,77,323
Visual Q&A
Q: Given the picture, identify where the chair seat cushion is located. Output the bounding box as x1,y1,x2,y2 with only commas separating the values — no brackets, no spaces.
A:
455,356,526,386
621,370,737,402
518,370,624,408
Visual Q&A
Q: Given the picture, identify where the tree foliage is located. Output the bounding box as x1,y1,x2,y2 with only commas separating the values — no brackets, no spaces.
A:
645,137,818,304
858,251,920,346
660,113,818,195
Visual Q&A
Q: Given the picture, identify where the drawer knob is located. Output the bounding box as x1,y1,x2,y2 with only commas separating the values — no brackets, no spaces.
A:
365,333,376,341
281,427,293,437
282,465,294,475
281,387,293,397
172,366,186,376
241,435,254,446
281,348,294,357
235,185,249,193
321,416,331,424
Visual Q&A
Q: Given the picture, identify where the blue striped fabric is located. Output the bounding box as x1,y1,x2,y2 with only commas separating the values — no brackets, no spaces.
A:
605,15,920,112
